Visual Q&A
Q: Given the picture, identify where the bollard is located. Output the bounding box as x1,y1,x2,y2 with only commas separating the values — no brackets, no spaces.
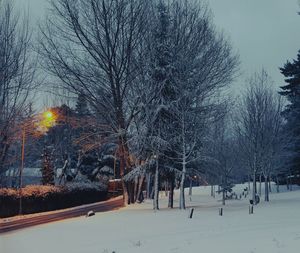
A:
219,207,223,216
249,205,254,214
189,208,194,219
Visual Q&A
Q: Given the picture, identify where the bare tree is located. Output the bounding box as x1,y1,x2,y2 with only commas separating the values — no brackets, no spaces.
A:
235,69,284,203
167,0,238,209
209,114,237,205
0,0,36,181
39,0,150,204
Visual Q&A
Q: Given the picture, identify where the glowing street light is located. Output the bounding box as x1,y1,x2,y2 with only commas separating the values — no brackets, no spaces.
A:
35,110,57,133
44,111,54,120
18,109,57,215
42,110,56,127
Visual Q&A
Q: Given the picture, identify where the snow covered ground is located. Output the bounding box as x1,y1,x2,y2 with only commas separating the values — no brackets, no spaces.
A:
1,183,300,253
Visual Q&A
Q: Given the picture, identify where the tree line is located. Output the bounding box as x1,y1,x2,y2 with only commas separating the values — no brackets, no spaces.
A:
0,0,299,209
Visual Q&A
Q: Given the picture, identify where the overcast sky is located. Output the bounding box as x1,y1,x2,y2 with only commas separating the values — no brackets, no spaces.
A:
17,0,300,93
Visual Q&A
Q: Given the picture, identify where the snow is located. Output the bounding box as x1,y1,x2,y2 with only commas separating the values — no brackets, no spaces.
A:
1,184,300,253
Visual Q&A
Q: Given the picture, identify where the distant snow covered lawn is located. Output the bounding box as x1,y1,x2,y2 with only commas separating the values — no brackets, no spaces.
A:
2,184,300,253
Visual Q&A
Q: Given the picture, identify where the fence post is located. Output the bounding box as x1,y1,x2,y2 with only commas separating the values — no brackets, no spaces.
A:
249,205,254,214
189,208,194,219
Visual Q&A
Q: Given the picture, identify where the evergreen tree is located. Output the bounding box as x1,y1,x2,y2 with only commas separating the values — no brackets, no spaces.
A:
152,1,177,107
41,147,55,185
75,92,90,116
148,1,180,210
279,51,300,177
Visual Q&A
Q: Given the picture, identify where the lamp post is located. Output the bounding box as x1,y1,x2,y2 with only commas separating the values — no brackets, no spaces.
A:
18,109,56,215
18,127,26,215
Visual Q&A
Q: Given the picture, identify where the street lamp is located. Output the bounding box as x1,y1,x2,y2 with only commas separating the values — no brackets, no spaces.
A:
39,110,57,130
44,111,54,120
18,109,56,215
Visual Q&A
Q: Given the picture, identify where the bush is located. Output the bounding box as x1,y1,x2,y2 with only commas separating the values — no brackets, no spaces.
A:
0,183,108,218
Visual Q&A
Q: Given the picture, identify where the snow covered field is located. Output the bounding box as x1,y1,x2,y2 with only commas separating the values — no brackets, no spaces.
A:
1,184,300,253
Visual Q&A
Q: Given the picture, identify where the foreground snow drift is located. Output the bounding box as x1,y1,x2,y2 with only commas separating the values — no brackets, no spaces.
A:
1,184,300,253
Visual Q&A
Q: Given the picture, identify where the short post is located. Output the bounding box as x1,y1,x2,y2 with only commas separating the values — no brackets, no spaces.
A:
249,205,254,214
219,207,223,216
189,208,194,219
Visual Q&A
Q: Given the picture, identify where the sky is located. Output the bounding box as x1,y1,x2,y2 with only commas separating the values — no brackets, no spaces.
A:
17,0,300,95
208,0,300,90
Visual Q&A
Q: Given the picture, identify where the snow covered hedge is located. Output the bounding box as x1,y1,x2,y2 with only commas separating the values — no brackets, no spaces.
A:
0,183,108,218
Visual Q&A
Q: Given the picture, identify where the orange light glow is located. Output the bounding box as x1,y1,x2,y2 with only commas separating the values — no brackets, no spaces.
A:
36,110,57,133
44,111,54,120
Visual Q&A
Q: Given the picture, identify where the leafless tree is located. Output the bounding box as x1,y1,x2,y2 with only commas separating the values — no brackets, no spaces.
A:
39,0,151,204
0,0,36,181
166,0,238,209
209,114,237,205
235,69,284,203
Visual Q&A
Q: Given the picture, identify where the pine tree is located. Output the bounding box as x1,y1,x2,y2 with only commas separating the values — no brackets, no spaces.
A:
152,1,177,107
279,51,300,177
148,1,180,210
75,92,90,116
41,147,55,185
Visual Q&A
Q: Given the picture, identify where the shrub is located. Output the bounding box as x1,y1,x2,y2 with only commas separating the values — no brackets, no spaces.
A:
0,183,108,218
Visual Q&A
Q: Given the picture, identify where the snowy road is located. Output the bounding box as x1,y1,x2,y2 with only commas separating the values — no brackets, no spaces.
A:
1,184,300,253
0,196,123,234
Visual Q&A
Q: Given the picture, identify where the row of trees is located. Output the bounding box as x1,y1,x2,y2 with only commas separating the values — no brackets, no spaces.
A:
38,0,239,208
0,0,299,210
0,0,36,179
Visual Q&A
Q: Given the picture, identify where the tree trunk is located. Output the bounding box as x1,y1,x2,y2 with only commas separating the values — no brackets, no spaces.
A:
127,182,135,204
248,174,251,191
189,178,193,196
146,173,151,199
165,181,169,196
264,175,269,202
120,158,129,205
252,171,257,204
222,190,225,205
118,136,134,206
153,158,159,210
122,180,129,205
276,176,279,193
133,176,138,203
268,176,272,193
259,173,262,196
136,174,145,203
255,179,257,196
168,179,174,208
179,162,186,210
211,184,214,197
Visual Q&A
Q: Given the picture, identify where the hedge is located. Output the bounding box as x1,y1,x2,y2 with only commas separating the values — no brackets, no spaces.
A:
0,183,108,218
